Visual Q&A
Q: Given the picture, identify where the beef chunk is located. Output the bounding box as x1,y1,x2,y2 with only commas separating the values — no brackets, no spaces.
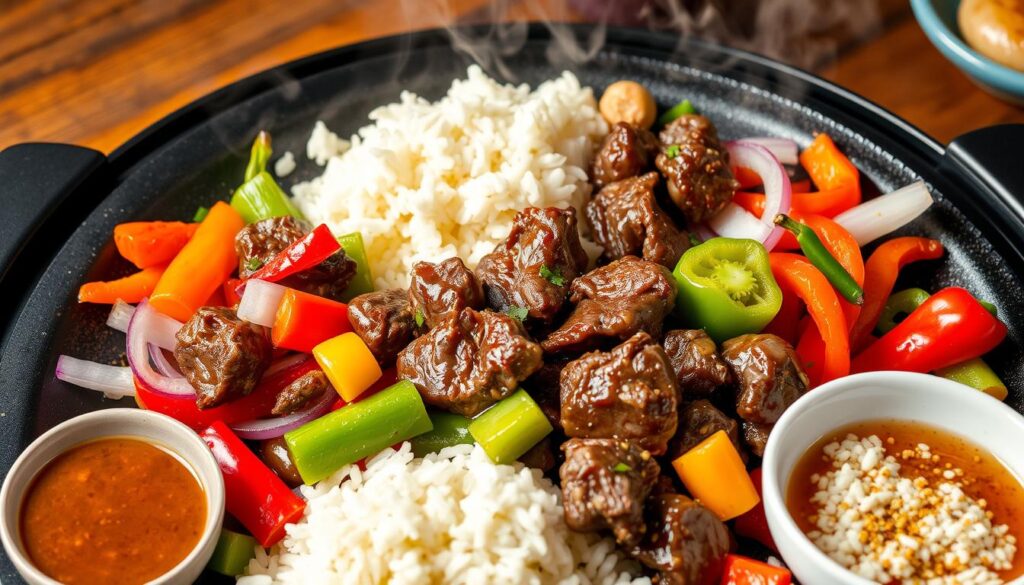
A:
542,256,676,354
669,400,743,461
629,493,732,585
524,360,567,430
560,332,678,455
272,370,330,416
519,436,557,473
662,329,732,398
396,308,543,417
585,172,690,268
260,437,302,487
560,438,661,546
655,115,738,224
591,122,659,187
476,207,589,324
347,289,417,367
408,257,483,329
742,421,773,458
721,333,809,424
174,306,272,409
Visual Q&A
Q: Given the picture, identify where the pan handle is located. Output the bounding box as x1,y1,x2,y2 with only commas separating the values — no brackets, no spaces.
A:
944,124,1024,223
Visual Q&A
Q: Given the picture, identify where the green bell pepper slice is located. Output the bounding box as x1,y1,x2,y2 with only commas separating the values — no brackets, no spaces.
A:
410,411,475,457
231,132,305,224
468,389,552,465
337,232,374,300
672,237,783,343
658,99,696,126
207,528,257,576
876,288,932,334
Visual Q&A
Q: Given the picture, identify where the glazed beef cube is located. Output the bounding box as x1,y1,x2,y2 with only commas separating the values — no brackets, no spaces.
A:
655,115,738,224
347,289,417,367
742,421,773,458
561,438,661,546
668,400,743,461
560,332,678,455
585,172,690,268
524,360,567,430
408,257,483,329
590,122,659,187
272,370,330,416
721,333,809,425
476,207,589,324
542,256,677,354
629,493,732,585
260,437,302,487
396,308,543,417
662,329,732,397
295,251,358,301
174,306,272,409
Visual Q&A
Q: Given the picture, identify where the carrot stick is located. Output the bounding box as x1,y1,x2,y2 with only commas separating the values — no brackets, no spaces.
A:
113,222,198,269
78,265,166,304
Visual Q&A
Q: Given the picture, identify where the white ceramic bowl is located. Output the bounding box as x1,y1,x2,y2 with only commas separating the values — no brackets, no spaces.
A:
0,408,225,585
762,371,1024,585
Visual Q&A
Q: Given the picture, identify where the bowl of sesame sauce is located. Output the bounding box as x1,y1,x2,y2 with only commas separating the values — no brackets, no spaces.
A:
762,372,1024,585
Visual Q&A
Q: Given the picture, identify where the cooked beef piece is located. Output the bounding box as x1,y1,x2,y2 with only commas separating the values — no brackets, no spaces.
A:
519,436,558,472
476,207,589,324
260,437,303,487
655,115,738,224
585,172,690,268
590,122,660,187
524,361,567,430
561,438,661,546
742,421,773,458
174,306,272,409
721,333,809,424
669,400,743,460
347,289,417,366
396,308,543,417
662,329,732,398
234,216,356,301
629,493,732,585
542,256,677,354
408,257,483,329
560,332,679,455
272,370,330,416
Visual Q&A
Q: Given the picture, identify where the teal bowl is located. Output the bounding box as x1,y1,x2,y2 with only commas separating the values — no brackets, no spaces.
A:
911,0,1024,104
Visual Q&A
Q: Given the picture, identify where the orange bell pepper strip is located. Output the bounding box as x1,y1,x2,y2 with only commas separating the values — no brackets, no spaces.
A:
770,253,849,384
271,289,353,353
762,291,805,346
797,133,861,218
671,430,760,521
78,265,166,304
848,237,944,353
113,221,199,269
149,201,245,321
721,554,792,585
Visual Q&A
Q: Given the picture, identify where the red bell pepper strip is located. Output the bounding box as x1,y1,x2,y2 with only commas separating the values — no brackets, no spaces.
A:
201,421,306,547
721,554,792,585
223,278,244,306
247,224,340,285
849,237,944,353
762,291,804,346
733,468,777,553
78,265,166,304
852,287,1007,374
770,253,849,384
271,289,352,353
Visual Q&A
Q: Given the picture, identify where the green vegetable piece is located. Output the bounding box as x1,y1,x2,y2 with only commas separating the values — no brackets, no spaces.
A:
672,238,783,343
207,528,257,577
876,288,931,334
414,308,425,328
410,411,475,457
774,214,864,305
979,299,998,317
193,206,210,223
612,462,632,473
245,131,273,183
935,357,1007,399
245,257,263,271
664,144,681,158
506,306,529,322
337,232,375,300
539,264,566,286
658,99,696,126
468,389,552,464
230,172,304,224
284,380,433,484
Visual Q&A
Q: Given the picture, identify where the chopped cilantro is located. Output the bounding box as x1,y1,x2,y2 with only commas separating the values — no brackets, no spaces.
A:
539,264,566,287
414,308,425,328
688,232,702,247
664,144,681,158
245,257,264,271
505,306,529,322
612,462,632,473
192,206,210,222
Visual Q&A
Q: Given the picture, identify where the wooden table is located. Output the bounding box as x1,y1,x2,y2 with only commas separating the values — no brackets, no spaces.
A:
2,0,1022,154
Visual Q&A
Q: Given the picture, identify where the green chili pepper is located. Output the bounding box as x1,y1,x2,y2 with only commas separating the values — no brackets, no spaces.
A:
877,288,931,334
337,232,374,300
244,131,273,183
658,99,696,126
774,214,864,305
231,132,304,224
207,528,257,576
468,389,552,464
284,380,433,484
979,299,998,317
672,238,783,343
410,411,475,457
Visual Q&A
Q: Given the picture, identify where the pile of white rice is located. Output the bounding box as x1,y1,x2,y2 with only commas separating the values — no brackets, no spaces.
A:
238,443,648,585
293,66,608,289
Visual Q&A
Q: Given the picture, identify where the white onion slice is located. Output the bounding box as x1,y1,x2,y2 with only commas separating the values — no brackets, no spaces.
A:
707,203,772,240
834,181,933,246
106,300,135,333
230,388,335,440
736,137,799,165
56,355,136,399
127,299,195,398
238,279,287,328
708,141,792,249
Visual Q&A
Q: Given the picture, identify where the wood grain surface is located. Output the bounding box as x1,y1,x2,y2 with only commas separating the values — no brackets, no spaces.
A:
1,0,1021,153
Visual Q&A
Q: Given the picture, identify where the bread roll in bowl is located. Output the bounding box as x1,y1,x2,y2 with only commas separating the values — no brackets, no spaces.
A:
959,0,1024,72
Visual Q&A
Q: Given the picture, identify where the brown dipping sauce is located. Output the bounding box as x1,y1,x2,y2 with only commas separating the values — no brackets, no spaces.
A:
787,420,1024,581
19,437,207,585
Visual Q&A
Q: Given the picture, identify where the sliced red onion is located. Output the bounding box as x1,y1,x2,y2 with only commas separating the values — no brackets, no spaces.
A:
56,355,136,399
229,388,335,440
709,141,792,249
127,299,195,398
693,224,717,243
265,353,311,377
106,300,135,333
737,137,799,165
237,279,287,328
834,181,933,246
149,344,183,378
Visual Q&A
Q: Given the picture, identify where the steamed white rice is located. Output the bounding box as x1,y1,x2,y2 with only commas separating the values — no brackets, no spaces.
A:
238,443,648,585
293,66,608,289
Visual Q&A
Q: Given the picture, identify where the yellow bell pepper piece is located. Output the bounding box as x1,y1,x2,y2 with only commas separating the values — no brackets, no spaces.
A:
671,430,759,521
313,332,382,402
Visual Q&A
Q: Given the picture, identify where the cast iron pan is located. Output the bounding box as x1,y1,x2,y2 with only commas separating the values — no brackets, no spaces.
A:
2,24,1024,583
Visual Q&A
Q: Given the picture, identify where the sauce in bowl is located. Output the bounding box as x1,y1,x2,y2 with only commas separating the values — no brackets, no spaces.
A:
19,437,207,585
